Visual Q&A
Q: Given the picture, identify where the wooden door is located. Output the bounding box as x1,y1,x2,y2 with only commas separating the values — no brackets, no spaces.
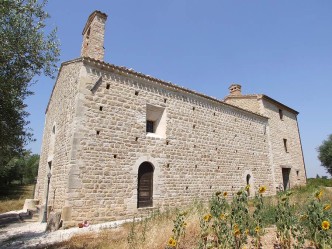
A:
138,162,154,208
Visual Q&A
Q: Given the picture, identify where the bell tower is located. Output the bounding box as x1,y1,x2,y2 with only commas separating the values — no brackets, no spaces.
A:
81,11,108,61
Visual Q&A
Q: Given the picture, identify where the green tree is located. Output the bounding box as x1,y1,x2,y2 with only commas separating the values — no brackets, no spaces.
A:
0,151,39,185
0,0,59,175
317,134,332,176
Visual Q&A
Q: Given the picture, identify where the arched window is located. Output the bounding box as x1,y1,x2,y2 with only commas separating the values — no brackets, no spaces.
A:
137,162,154,208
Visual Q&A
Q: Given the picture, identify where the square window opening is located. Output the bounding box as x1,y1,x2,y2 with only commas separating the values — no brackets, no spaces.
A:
146,104,167,138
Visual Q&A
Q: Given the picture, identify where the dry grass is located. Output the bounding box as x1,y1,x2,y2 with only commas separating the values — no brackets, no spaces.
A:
0,184,34,213
51,179,332,249
52,209,202,249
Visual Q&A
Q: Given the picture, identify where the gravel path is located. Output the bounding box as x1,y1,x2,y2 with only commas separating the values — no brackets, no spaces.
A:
0,217,137,249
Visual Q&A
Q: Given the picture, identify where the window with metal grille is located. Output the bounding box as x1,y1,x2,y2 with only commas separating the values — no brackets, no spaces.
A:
146,120,154,133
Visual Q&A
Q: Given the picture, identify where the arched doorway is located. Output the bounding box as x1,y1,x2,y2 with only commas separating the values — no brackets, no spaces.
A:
137,162,154,208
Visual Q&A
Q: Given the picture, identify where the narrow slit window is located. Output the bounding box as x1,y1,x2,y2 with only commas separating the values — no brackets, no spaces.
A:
279,109,283,120
283,139,288,152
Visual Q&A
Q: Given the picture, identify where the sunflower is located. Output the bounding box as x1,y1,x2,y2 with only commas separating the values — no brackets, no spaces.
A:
258,186,266,194
223,192,228,197
322,220,330,230
234,229,241,237
168,237,177,247
323,204,331,211
315,190,323,200
204,214,212,222
255,226,260,233
220,214,226,220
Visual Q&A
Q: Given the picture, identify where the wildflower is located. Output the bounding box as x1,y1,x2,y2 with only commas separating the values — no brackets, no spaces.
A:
322,221,330,230
245,185,250,191
220,214,226,220
216,191,222,196
233,224,239,230
204,214,212,222
223,192,228,197
323,204,331,211
258,186,266,194
255,226,260,233
315,190,323,200
168,237,177,247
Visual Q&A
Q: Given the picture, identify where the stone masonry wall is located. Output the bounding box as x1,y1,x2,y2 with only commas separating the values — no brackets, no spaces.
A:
35,61,82,212
64,62,274,223
260,100,306,190
224,96,261,114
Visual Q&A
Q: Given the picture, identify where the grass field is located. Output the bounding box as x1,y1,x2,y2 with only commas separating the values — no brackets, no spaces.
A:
50,178,332,249
0,184,34,213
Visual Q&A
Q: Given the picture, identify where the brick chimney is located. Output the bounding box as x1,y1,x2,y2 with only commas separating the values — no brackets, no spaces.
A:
229,84,242,96
81,11,108,61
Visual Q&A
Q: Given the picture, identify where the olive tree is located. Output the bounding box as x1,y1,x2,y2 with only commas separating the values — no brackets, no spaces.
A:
0,0,59,177
317,134,332,176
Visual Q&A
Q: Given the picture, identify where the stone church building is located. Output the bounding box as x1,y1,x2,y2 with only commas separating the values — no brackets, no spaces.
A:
35,11,307,225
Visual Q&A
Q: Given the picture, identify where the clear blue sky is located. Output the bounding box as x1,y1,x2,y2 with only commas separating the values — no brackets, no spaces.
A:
26,0,332,178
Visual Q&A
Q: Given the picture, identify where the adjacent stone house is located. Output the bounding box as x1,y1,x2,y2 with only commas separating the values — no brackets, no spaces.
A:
35,11,306,225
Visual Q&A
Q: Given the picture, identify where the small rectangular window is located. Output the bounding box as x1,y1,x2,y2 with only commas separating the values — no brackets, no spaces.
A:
279,109,283,120
146,120,154,133
283,138,288,152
